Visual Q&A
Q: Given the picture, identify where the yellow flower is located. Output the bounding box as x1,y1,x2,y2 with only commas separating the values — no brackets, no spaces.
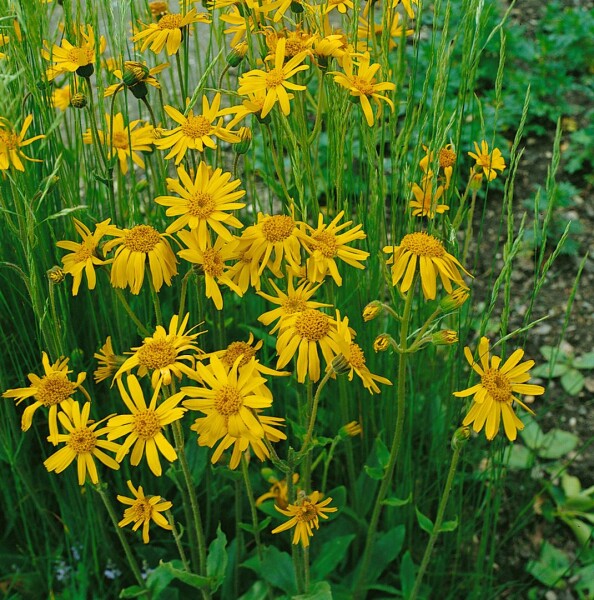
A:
181,356,273,447
177,232,242,310
156,162,245,239
299,210,369,285
383,232,471,300
409,175,449,218
44,401,120,485
340,420,362,437
221,7,259,48
118,480,172,544
258,275,330,334
332,311,392,394
331,53,395,126
108,375,186,476
373,333,393,352
271,491,337,547
468,140,506,181
103,224,178,294
52,86,72,111
218,92,273,127
256,473,299,509
83,113,154,174
104,61,168,98
420,143,457,189
0,115,45,171
238,38,309,119
454,337,545,441
41,25,106,79
275,309,342,383
264,27,316,59
155,94,240,164
201,414,287,469
325,0,354,14
235,213,303,281
114,314,204,389
56,218,114,296
132,9,211,55
94,337,122,383
3,352,86,444
0,33,10,60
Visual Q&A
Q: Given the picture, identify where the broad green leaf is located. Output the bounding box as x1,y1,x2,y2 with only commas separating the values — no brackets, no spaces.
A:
537,429,579,459
530,363,568,378
503,444,534,469
311,535,355,580
519,416,544,450
538,345,556,361
574,563,594,596
242,545,297,595
207,525,228,593
560,516,592,547
292,581,332,599
238,581,268,600
382,493,412,507
438,517,458,533
363,525,405,584
364,466,385,480
573,352,594,369
239,517,272,534
416,508,434,534
560,369,585,395
148,561,210,593
399,551,416,599
561,473,582,497
119,586,148,598
526,542,570,587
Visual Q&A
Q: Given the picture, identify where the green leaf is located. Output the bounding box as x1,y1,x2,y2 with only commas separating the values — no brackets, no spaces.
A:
503,444,534,469
438,516,458,533
239,517,272,534
519,416,544,450
574,563,594,596
560,516,593,547
363,525,405,584
526,542,570,588
238,581,268,600
573,352,594,369
148,561,210,593
399,551,416,599
382,493,412,507
539,345,556,361
292,581,332,599
207,525,228,593
242,545,297,595
311,534,355,580
119,586,148,598
560,369,585,395
561,473,582,497
363,466,385,480
537,429,580,459
416,508,434,534
530,363,568,378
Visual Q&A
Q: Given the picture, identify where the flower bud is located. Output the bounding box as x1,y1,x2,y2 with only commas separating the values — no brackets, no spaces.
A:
227,42,248,68
75,64,94,78
291,0,304,13
440,287,469,311
339,421,362,439
70,92,87,108
432,330,458,346
362,300,383,322
47,266,65,284
149,1,168,18
123,61,150,87
469,168,483,190
234,127,252,155
451,426,471,450
331,353,351,375
373,334,393,352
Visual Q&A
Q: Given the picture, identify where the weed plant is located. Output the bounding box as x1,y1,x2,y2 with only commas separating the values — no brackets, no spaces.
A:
0,0,589,598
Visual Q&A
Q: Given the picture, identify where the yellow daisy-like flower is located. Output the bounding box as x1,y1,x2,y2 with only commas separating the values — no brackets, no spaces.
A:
258,276,330,334
237,38,309,119
181,356,273,447
56,218,115,296
117,480,173,544
256,473,299,509
409,175,449,218
236,212,303,280
177,232,242,310
41,25,106,80
155,94,240,164
3,352,86,444
298,210,369,286
264,27,316,59
454,337,545,441
218,92,273,128
108,375,186,476
82,113,154,174
103,224,177,295
44,401,120,485
0,33,10,60
383,232,471,300
132,8,211,55
332,311,392,394
468,140,506,181
331,53,395,126
358,12,414,51
221,6,259,48
51,86,72,111
198,414,287,470
156,162,245,239
0,115,45,171
275,309,342,383
271,490,337,547
104,61,168,98
419,143,457,190
114,314,204,389
325,0,354,14
94,337,122,384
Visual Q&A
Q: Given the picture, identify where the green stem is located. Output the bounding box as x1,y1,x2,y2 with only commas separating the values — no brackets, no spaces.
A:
410,443,464,600
240,455,264,560
353,285,416,598
300,370,332,454
94,484,146,593
113,287,150,336
462,189,478,265
166,509,191,572
171,420,210,597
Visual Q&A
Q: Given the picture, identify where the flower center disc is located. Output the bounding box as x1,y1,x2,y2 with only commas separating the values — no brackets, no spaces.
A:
295,310,330,341
223,342,255,367
312,230,338,257
348,343,366,369
181,115,211,139
158,13,183,29
282,297,307,314
133,409,162,439
68,47,93,66
202,248,224,277
37,374,76,406
297,501,318,523
262,215,294,242
401,232,445,258
214,385,243,415
187,192,216,218
131,498,153,520
481,368,512,403
124,225,161,253
68,428,97,453
137,340,177,370
265,68,285,88
111,131,129,150
351,76,375,96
